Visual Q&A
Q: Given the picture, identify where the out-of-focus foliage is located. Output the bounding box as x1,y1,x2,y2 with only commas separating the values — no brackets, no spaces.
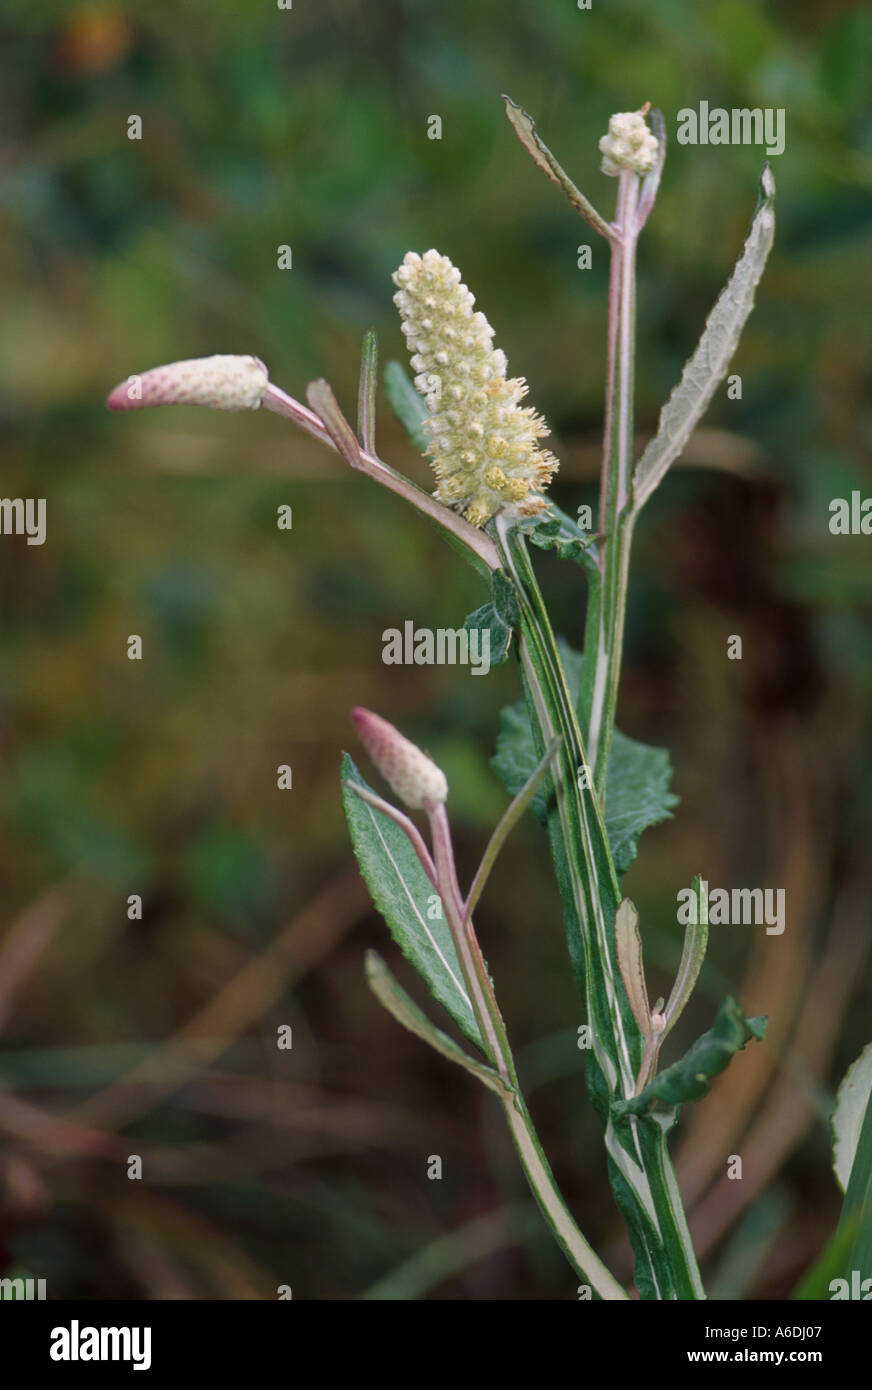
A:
0,0,870,1299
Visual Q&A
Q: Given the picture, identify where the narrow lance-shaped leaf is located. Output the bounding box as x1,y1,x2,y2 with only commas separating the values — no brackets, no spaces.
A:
307,373,499,579
614,897,672,1095
383,360,430,454
791,1217,861,1301
502,95,613,241
614,996,767,1119
341,754,484,1049
831,1044,872,1286
633,164,776,511
662,875,708,1039
357,328,378,454
833,1041,872,1193
636,107,667,231
614,899,652,1046
307,378,363,469
365,951,507,1095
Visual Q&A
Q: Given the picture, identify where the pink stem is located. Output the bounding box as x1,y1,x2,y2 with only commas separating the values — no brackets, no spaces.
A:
345,784,438,888
262,384,500,572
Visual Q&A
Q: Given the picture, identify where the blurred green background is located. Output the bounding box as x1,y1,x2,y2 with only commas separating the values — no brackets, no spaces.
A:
0,0,870,1299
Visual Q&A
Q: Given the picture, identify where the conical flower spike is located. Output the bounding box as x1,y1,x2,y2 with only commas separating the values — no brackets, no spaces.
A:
351,707,448,811
393,250,558,527
106,355,270,412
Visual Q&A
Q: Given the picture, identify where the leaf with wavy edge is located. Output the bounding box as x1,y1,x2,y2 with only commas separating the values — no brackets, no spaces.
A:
633,165,775,511
615,997,767,1119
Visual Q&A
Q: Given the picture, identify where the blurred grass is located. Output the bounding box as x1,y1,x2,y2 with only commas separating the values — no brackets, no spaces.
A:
0,0,870,1298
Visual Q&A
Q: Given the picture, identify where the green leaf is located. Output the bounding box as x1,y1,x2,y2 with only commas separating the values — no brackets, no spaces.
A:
491,698,542,808
365,951,507,1095
384,360,429,454
341,754,483,1049
833,1042,872,1192
614,898,652,1045
492,639,677,872
633,165,776,512
603,729,679,875
491,568,520,626
493,520,703,1298
357,328,378,454
614,997,767,1119
832,1044,872,1285
502,95,613,241
309,368,499,582
519,502,598,576
637,108,667,229
791,1215,861,1300
662,875,708,1039
463,600,512,667
306,378,362,469
462,570,519,669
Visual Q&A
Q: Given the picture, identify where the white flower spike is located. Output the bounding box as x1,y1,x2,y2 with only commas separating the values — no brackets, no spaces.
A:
393,250,558,527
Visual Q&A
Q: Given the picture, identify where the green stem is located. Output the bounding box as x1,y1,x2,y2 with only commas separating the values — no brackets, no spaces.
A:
581,171,640,794
428,801,627,1298
493,515,704,1299
463,738,559,925
500,1092,628,1300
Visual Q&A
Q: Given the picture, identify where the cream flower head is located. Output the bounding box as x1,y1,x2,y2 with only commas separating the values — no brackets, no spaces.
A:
393,250,558,527
599,110,658,177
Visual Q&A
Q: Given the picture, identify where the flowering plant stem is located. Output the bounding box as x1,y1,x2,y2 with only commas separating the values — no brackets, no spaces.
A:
493,516,704,1299
581,169,639,792
427,800,628,1298
486,141,704,1299
263,380,500,576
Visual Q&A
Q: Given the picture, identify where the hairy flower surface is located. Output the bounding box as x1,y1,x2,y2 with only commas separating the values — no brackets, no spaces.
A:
392,250,558,527
106,355,269,412
352,707,448,811
599,110,658,177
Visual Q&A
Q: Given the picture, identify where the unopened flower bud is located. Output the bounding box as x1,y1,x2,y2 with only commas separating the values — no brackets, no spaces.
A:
351,707,448,811
106,354,269,412
599,110,658,177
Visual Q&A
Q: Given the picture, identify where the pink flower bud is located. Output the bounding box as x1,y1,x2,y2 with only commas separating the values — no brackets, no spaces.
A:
106,354,269,412
351,707,448,811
